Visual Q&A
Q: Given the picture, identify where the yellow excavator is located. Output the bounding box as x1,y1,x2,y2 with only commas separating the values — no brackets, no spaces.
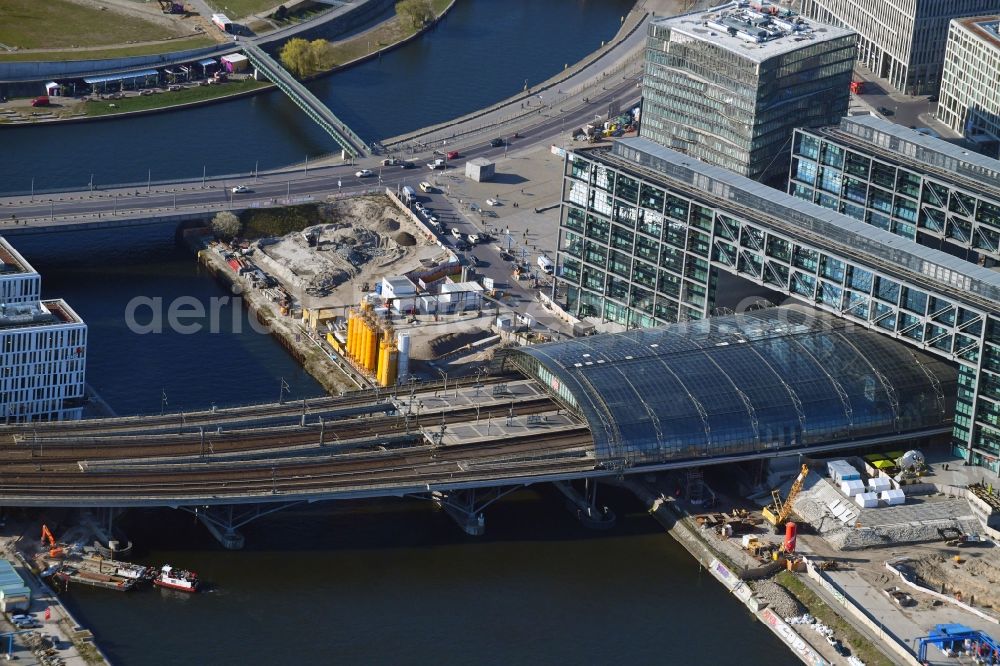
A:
762,464,810,533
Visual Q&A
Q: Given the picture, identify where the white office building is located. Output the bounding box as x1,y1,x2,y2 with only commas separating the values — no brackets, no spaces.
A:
938,16,1000,156
0,238,87,423
798,0,1000,94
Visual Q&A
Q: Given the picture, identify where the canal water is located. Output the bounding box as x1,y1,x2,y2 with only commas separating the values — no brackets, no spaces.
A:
9,2,794,662
0,0,635,195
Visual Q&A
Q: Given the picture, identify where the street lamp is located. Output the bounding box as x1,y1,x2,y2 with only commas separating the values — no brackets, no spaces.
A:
438,368,448,395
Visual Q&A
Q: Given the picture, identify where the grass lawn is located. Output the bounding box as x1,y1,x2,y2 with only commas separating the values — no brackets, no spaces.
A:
321,0,453,67
775,571,896,666
0,35,216,62
0,0,182,50
206,0,282,19
83,79,270,117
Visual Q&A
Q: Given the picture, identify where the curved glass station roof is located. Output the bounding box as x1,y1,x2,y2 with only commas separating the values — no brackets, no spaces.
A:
505,306,956,466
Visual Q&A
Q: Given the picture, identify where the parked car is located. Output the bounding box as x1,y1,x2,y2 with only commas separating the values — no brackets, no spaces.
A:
231,185,250,193
355,169,374,178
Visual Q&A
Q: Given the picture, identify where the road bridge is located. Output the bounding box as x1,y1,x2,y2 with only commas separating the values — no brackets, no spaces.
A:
241,43,367,157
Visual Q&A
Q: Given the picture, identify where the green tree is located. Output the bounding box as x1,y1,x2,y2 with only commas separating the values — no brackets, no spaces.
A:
308,38,333,71
212,211,242,239
279,37,333,77
279,37,316,78
396,0,433,31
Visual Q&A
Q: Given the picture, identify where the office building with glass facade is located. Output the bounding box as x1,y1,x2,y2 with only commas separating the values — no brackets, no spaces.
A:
798,0,1000,95
789,115,1000,264
641,2,855,182
0,237,87,423
556,136,1000,471
937,16,1000,156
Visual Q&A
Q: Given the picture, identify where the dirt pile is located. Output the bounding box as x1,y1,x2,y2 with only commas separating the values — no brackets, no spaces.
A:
910,551,1000,610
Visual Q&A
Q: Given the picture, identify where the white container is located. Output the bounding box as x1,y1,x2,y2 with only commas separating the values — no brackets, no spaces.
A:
868,477,892,492
880,489,905,506
841,479,865,497
855,492,878,508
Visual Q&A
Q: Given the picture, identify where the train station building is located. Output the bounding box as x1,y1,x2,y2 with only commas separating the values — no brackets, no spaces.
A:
554,136,1000,472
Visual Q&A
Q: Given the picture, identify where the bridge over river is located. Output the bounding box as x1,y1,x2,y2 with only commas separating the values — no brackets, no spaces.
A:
0,306,955,548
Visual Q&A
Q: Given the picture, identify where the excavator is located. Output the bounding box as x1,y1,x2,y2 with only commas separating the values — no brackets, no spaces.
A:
41,525,64,558
762,464,810,533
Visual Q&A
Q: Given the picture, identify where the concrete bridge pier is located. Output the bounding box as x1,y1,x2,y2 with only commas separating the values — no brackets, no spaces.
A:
197,510,246,551
554,479,616,530
183,502,305,550
427,486,525,536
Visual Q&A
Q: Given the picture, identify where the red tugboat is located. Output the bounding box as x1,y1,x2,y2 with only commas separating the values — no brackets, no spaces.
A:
154,564,200,593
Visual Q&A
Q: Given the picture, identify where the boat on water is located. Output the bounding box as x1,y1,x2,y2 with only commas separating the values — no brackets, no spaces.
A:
154,565,199,593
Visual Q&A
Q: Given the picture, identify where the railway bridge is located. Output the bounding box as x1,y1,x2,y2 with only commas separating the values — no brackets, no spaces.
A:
0,307,955,547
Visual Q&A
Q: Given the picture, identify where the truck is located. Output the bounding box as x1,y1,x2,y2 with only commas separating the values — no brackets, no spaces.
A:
401,185,416,204
427,159,445,170
537,255,554,274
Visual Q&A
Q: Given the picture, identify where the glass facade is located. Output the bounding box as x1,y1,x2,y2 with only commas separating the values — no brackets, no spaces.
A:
640,12,855,182
557,138,1000,473
789,124,1000,264
505,307,955,466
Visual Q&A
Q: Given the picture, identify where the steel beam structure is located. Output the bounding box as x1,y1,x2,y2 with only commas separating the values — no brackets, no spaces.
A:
242,44,367,157
555,139,1000,472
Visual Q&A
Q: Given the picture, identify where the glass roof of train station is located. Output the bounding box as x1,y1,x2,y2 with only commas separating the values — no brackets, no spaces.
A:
507,306,956,466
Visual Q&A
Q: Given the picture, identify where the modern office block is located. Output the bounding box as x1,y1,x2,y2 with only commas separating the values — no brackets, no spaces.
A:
556,136,1000,471
0,237,87,423
938,16,1000,155
798,0,1000,94
789,115,1000,263
641,1,855,182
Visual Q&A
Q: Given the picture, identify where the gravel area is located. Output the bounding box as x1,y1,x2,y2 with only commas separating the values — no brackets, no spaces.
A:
752,579,804,617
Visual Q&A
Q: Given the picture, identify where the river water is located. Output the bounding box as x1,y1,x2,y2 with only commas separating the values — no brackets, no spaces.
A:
11,2,795,662
0,0,636,195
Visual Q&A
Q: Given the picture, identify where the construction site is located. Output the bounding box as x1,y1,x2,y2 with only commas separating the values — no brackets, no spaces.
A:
194,192,506,393
659,448,1000,666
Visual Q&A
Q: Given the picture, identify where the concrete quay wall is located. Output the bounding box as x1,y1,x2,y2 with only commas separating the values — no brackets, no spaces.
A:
0,0,394,86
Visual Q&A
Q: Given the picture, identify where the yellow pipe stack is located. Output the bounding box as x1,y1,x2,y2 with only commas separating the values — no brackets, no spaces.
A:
376,330,398,387
346,310,358,360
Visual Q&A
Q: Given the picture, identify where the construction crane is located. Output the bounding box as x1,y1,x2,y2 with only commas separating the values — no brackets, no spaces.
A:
40,524,63,558
762,464,810,532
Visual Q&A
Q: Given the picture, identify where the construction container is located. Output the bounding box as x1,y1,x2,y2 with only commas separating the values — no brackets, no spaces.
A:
880,489,905,505
868,476,892,493
855,492,878,508
841,479,866,497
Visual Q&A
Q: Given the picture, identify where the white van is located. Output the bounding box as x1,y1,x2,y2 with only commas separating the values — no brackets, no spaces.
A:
401,185,416,204
419,181,434,193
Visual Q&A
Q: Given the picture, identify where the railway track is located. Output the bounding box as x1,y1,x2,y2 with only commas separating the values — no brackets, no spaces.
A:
0,374,518,437
0,428,596,500
0,398,559,470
